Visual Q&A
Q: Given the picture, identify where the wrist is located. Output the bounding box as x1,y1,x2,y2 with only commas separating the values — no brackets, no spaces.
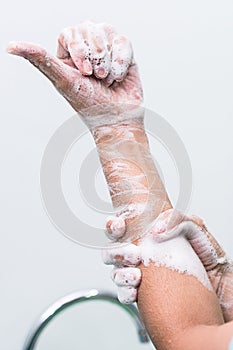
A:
82,103,145,135
93,121,148,149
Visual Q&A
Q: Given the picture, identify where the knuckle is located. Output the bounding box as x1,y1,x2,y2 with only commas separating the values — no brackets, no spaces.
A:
114,34,129,45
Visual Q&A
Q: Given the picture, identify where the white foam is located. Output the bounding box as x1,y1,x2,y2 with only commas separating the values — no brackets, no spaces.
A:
102,242,141,267
111,267,141,287
117,286,137,304
138,233,213,291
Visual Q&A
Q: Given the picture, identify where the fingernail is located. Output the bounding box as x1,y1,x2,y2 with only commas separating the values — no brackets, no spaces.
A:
83,59,92,75
96,67,107,78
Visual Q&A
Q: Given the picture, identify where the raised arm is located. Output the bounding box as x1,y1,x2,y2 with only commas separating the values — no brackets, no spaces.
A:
8,21,232,349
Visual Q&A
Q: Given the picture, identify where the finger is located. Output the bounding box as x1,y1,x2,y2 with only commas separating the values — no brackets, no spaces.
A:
117,286,138,304
183,221,228,271
92,51,110,79
56,32,76,68
104,35,133,86
68,42,93,76
88,29,110,79
101,22,117,45
92,22,116,79
147,209,188,242
58,26,93,76
149,221,186,243
147,211,228,271
147,216,224,272
7,41,72,85
189,214,205,227
111,267,141,287
216,265,233,322
105,215,126,240
102,243,141,267
57,32,70,59
76,22,110,79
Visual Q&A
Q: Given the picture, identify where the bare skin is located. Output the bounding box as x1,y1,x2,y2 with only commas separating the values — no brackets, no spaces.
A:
7,21,233,349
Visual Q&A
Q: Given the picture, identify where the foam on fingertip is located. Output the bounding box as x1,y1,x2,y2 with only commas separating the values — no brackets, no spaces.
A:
102,243,141,267
118,286,137,304
112,267,141,287
105,215,126,240
7,41,18,53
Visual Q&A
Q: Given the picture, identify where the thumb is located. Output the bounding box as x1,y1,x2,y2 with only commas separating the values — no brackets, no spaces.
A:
7,41,75,86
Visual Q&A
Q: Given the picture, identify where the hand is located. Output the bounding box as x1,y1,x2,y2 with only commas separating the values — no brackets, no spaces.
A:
104,210,233,322
7,21,143,128
179,216,233,323
102,209,186,303
102,210,187,306
102,241,142,304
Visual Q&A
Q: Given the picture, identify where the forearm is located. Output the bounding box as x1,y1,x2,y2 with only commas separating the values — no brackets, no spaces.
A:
138,264,224,349
93,114,171,241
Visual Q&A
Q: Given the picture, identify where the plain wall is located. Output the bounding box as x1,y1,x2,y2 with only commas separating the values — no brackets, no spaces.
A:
1,1,233,349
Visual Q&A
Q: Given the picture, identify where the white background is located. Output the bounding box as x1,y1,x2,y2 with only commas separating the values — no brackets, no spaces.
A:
1,1,233,349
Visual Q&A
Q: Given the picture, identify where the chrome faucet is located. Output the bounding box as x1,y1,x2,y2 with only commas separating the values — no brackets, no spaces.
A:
23,289,150,350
